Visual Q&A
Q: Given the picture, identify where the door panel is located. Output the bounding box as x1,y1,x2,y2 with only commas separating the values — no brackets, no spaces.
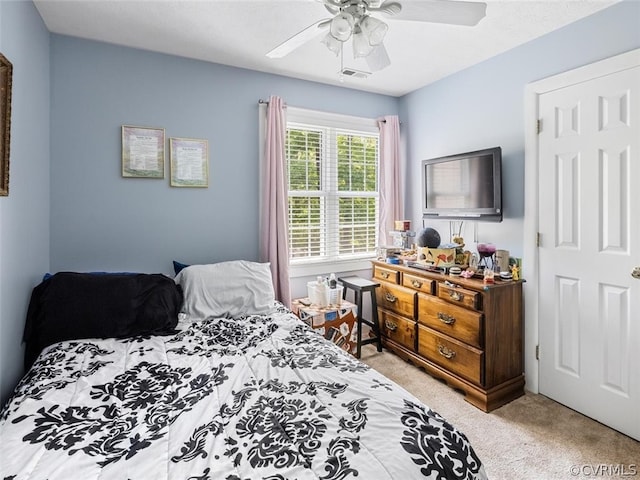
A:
555,275,580,377
538,65,639,440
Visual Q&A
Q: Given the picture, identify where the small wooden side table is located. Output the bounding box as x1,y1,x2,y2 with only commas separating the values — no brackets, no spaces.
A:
291,299,358,356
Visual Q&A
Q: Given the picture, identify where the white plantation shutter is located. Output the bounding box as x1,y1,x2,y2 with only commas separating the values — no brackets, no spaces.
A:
286,108,379,266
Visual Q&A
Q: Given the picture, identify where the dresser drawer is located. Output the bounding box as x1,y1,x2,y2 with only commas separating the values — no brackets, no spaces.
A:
418,325,483,385
417,294,483,348
373,265,400,284
402,273,435,294
379,310,416,351
437,283,481,310
376,283,416,318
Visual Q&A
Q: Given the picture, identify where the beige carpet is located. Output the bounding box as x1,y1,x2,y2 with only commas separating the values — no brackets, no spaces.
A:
359,345,640,480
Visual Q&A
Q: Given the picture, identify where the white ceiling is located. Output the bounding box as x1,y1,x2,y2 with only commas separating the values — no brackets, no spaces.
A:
33,0,619,97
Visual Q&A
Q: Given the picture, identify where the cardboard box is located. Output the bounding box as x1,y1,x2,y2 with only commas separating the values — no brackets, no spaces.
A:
417,247,456,267
394,220,411,231
291,299,358,356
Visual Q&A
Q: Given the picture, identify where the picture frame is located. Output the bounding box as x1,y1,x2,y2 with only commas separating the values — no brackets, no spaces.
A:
170,137,209,188
121,125,165,178
0,53,13,196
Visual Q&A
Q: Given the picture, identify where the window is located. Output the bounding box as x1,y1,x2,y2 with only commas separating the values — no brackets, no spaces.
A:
286,108,379,274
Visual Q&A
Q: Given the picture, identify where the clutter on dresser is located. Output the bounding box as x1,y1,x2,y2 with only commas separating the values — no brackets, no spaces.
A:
449,221,467,265
483,267,495,285
495,248,510,271
380,223,525,285
477,242,496,269
379,224,473,274
449,266,462,277
510,262,521,281
499,270,513,281
394,220,412,232
415,226,459,269
389,219,416,250
418,245,457,268
416,226,441,249
389,230,416,250
376,219,418,265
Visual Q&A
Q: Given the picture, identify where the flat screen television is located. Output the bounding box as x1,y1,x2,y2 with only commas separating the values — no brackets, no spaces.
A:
421,146,502,222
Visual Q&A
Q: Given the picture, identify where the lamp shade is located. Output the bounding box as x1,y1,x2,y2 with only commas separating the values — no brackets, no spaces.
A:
360,16,388,45
330,12,354,41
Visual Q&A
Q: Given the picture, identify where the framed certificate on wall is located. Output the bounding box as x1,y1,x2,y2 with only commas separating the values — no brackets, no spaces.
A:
121,125,165,178
170,137,209,188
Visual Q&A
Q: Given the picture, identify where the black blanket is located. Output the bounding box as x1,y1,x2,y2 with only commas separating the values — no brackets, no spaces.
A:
23,272,183,369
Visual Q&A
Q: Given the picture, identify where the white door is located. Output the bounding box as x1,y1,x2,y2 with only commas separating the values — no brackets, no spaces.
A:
537,62,640,440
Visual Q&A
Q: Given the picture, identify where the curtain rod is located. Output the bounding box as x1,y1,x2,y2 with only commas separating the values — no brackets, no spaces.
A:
258,99,288,106
258,98,288,110
258,99,396,123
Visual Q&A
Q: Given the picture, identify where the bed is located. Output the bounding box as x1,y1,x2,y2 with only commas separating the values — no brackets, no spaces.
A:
0,261,487,480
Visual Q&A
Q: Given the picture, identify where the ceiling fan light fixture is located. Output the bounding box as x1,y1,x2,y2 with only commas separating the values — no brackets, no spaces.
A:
352,27,375,58
330,12,355,41
365,43,391,71
266,0,489,77
321,32,342,56
360,16,388,46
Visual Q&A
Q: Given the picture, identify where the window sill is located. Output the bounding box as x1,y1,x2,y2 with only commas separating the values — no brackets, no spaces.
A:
289,257,375,278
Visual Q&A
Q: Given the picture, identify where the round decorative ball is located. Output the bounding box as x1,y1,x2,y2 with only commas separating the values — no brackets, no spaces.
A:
416,227,441,248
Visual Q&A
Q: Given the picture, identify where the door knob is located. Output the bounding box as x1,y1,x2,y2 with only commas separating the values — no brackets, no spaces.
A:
632,267,640,279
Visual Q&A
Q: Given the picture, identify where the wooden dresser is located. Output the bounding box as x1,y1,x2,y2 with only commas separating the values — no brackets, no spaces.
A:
372,260,524,412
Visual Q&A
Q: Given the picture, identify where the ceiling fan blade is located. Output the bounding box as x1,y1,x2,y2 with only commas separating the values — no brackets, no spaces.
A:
314,0,341,15
365,44,391,72
266,19,330,58
379,0,487,26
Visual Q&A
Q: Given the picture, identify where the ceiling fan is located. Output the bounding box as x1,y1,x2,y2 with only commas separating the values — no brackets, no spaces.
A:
266,0,487,73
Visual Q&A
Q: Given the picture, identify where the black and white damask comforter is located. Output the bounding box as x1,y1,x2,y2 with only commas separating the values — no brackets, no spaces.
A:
0,306,487,480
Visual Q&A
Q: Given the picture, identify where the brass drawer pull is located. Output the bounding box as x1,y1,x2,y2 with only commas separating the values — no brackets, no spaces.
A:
438,344,456,359
449,291,464,302
438,312,456,325
411,279,423,288
385,292,397,303
385,320,398,332
380,271,390,279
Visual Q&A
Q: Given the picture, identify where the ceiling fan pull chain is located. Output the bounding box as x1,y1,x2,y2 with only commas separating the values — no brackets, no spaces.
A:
339,42,345,82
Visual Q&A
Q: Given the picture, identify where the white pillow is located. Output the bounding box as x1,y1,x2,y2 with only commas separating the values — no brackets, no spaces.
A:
174,260,277,319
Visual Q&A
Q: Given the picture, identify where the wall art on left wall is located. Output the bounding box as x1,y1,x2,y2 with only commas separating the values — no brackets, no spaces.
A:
0,53,13,196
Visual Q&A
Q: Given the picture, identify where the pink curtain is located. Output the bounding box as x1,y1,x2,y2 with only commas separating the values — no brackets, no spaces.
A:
377,115,403,247
259,96,291,307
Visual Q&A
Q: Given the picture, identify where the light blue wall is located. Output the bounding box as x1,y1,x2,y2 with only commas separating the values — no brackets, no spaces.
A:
49,36,398,276
0,1,50,404
399,0,640,263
